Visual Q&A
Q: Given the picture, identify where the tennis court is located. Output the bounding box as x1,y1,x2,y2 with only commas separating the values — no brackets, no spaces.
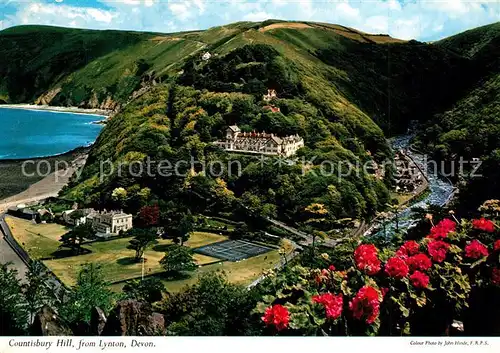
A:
193,239,273,262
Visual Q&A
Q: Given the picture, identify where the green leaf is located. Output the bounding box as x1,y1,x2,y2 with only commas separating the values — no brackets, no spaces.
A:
253,302,269,314
416,293,426,307
262,295,275,304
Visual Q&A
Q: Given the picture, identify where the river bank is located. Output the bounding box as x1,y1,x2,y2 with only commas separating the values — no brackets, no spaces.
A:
365,135,455,238
0,104,112,117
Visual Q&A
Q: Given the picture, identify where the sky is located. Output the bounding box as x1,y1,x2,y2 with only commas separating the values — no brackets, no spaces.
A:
1,0,500,41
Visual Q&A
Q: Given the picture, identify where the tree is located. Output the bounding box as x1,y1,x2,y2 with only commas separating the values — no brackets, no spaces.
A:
59,264,115,325
69,210,85,223
163,211,195,245
138,204,160,227
0,263,28,335
126,228,158,262
122,277,166,303
160,245,197,276
158,272,260,335
60,223,95,255
24,261,57,323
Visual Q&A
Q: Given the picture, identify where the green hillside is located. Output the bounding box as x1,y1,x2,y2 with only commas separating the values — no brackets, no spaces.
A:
416,22,500,214
3,20,500,222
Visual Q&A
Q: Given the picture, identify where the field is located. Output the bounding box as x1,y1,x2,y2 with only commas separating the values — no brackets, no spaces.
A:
5,215,69,259
5,216,286,291
43,233,223,286
5,216,225,285
111,245,284,293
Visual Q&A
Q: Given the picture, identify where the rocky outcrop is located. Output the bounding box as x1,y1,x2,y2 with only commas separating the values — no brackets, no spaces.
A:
102,300,165,336
31,306,73,336
90,307,107,336
35,88,62,105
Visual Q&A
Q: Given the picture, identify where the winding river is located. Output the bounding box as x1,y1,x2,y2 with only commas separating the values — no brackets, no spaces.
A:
367,135,455,237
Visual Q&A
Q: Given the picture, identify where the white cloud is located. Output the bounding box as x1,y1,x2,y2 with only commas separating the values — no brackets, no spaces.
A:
364,16,389,33
168,3,191,21
336,2,360,19
243,11,275,22
1,0,500,41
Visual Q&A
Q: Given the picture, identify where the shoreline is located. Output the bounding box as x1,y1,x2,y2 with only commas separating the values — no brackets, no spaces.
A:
0,104,112,117
0,145,92,163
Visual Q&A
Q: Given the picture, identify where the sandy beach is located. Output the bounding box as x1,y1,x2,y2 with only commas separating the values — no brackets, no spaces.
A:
0,104,112,117
0,153,88,213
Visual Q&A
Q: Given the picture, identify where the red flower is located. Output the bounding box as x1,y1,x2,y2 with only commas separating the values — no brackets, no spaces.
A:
380,287,389,298
427,240,450,263
396,241,420,257
262,304,290,331
428,218,456,239
354,244,381,275
349,286,381,324
312,293,343,320
384,257,409,279
492,268,500,286
464,240,489,259
329,265,336,271
410,271,430,289
472,218,495,233
406,253,432,272
494,240,500,251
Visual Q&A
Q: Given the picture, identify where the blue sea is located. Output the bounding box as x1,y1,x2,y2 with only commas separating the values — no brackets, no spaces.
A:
0,107,104,159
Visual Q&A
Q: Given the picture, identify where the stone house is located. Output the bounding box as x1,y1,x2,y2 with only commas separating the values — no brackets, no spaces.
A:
214,125,304,157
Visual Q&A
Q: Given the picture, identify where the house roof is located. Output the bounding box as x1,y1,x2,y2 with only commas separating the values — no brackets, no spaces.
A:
227,125,241,132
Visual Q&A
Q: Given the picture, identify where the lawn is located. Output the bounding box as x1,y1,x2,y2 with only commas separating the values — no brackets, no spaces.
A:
6,215,292,293
5,216,224,286
5,215,68,259
44,232,224,286
111,239,293,293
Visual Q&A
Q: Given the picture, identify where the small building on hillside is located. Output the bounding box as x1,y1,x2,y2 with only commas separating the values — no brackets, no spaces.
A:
202,52,212,61
263,89,277,102
62,208,94,226
7,207,39,222
263,105,281,113
214,125,304,157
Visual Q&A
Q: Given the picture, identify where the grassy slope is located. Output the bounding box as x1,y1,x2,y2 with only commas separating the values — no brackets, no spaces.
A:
1,20,474,134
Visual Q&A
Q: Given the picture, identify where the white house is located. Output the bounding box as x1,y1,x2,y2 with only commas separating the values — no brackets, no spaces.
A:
202,52,212,61
87,210,133,235
62,209,133,235
214,125,304,157
263,89,277,102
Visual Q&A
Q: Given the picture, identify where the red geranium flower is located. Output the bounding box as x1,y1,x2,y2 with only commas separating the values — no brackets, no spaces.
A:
406,253,433,272
396,241,420,257
428,218,456,239
492,268,500,286
329,265,336,271
349,286,381,324
354,244,381,275
465,240,489,259
494,240,500,251
312,293,343,320
427,240,450,263
262,304,290,331
410,271,430,289
472,218,495,233
384,257,409,279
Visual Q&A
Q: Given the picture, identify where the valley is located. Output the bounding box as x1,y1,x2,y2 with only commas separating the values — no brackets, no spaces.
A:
1,18,500,337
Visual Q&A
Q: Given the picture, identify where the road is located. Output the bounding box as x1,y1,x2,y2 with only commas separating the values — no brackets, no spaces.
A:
266,217,345,248
0,216,28,280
